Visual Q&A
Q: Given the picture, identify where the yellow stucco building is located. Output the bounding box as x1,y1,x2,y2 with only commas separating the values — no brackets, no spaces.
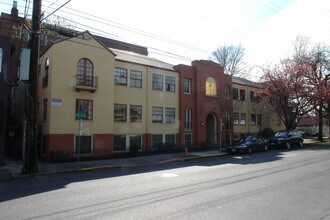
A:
38,32,179,161
232,77,285,142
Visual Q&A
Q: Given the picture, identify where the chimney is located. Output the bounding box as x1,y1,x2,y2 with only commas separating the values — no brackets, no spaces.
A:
11,1,18,17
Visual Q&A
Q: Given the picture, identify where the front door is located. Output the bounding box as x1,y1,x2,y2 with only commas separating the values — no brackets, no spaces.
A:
206,114,216,144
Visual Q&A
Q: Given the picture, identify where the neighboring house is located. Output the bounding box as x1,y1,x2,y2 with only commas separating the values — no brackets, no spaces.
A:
297,116,329,137
0,2,30,164
0,36,10,165
38,31,179,161
232,77,285,142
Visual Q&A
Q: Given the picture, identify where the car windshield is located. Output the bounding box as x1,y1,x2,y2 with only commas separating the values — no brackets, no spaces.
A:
241,136,254,142
275,131,288,137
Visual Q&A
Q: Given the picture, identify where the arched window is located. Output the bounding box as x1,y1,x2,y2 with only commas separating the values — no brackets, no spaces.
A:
77,58,93,86
205,77,217,96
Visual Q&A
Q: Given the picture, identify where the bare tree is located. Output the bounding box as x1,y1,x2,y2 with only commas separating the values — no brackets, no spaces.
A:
211,44,246,77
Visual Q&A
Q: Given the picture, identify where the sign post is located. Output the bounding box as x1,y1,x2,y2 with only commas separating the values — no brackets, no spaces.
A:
219,119,223,152
75,112,86,163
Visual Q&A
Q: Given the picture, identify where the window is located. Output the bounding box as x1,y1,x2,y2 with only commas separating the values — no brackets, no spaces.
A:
153,74,163,90
240,113,246,125
152,134,163,150
225,112,231,130
232,88,238,100
257,114,262,125
114,104,127,122
43,57,50,88
224,86,230,99
42,98,47,121
251,114,257,125
77,58,93,86
130,70,142,88
184,109,192,130
76,99,93,120
165,134,176,146
165,76,175,92
130,105,142,122
250,91,260,103
184,79,191,94
240,89,246,101
114,135,126,151
115,67,127,85
206,77,217,96
152,107,163,123
251,114,262,125
184,134,192,148
165,108,175,123
130,135,142,151
233,113,239,125
75,135,92,155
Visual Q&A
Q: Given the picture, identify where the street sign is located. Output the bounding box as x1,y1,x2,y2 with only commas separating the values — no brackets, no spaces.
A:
75,113,86,118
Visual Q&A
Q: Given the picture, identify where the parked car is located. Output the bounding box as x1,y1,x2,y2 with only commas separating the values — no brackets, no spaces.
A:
227,135,269,154
269,130,303,150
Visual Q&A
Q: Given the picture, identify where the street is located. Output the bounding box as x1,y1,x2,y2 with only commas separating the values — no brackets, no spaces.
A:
1,146,330,220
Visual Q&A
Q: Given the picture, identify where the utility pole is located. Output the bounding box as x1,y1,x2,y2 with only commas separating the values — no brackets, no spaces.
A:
24,0,41,174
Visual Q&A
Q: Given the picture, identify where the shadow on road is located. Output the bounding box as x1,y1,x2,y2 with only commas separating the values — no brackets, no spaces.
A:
0,143,329,202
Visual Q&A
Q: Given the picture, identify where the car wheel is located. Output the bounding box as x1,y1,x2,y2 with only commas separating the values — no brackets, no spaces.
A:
299,141,303,148
286,142,291,150
248,147,253,154
264,144,269,151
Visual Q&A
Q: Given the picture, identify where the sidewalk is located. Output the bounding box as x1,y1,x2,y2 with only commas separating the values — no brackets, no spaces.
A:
0,149,227,180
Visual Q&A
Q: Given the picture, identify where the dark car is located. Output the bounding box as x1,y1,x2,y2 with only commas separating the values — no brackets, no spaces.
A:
227,135,269,154
269,130,303,150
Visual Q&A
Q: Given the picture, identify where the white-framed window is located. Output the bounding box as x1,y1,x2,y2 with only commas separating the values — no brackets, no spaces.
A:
114,104,127,122
240,113,246,125
115,67,127,85
233,112,239,125
184,109,192,130
130,70,142,88
251,114,262,126
77,58,94,87
152,106,163,123
76,99,93,120
165,108,175,123
130,105,142,122
165,76,175,92
233,88,238,100
152,74,163,90
184,79,191,94
239,89,246,101
129,134,142,151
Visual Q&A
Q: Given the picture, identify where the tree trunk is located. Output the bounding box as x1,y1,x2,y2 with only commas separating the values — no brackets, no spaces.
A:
318,105,323,141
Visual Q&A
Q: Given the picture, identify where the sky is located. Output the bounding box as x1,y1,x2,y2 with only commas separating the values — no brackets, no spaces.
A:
1,0,330,79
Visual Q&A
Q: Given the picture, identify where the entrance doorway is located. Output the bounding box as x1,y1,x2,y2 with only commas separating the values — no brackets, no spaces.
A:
206,114,216,144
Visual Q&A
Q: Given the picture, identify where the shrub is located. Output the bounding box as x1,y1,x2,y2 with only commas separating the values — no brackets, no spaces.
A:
260,128,274,139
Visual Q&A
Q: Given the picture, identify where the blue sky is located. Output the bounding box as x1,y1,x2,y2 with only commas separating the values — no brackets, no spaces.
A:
1,0,329,79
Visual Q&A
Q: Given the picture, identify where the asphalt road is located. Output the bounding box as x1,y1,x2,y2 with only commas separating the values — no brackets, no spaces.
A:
0,146,329,220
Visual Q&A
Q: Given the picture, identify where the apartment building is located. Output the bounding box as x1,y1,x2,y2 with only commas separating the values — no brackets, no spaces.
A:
38,31,179,161
232,77,285,142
